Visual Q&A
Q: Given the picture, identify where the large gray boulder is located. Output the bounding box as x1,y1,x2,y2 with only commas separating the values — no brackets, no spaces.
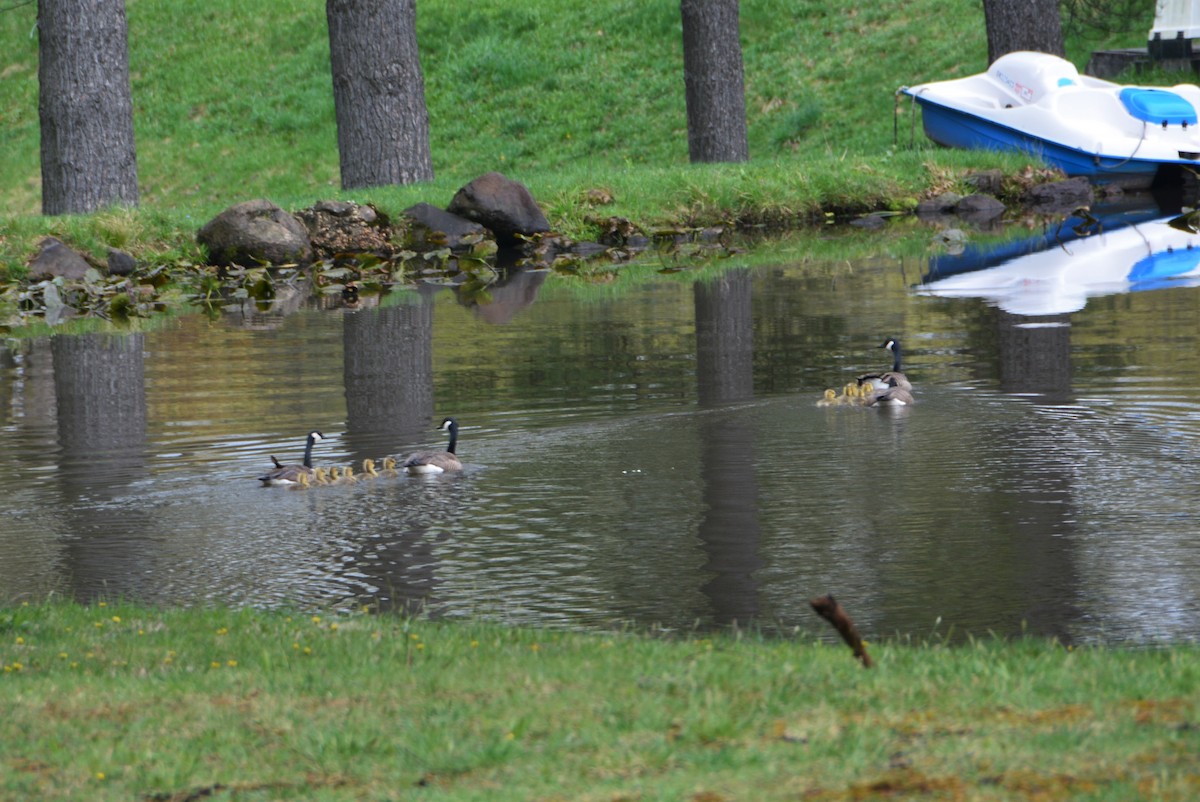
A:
28,237,93,281
402,202,488,251
197,199,313,267
447,172,550,246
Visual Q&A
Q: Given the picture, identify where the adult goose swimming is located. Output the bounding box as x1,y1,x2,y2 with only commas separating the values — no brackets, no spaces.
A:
401,417,464,475
864,374,914,407
258,430,326,486
858,337,912,392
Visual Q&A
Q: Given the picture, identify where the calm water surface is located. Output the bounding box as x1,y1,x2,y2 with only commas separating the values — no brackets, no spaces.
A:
4,220,1200,644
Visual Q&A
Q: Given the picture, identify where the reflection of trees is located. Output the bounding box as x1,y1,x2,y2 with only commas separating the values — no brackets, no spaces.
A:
693,269,763,626
992,309,1081,642
342,289,435,458
348,509,446,617
341,288,457,617
995,310,1073,403
696,416,764,626
695,269,754,405
52,333,152,602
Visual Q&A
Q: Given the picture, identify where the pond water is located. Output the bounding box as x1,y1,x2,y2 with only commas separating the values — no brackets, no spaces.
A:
4,212,1200,645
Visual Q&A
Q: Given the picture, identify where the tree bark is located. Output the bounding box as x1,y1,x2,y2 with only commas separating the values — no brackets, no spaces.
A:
326,0,434,189
983,0,1065,64
38,0,139,215
680,0,749,163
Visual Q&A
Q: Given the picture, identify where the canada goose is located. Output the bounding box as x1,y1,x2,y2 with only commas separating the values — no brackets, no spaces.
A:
312,467,330,485
334,465,357,485
402,417,464,475
864,374,915,407
258,431,326,486
360,458,379,479
816,388,839,407
288,472,311,491
858,337,912,392
380,457,399,477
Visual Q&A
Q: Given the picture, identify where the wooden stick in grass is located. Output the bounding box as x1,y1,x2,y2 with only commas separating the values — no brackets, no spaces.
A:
810,593,873,668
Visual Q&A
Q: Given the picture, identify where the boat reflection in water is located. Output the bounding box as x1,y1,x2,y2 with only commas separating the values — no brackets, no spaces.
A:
917,211,1200,316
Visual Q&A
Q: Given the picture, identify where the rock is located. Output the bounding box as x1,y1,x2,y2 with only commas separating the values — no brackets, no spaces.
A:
965,169,1005,195
917,192,963,215
106,248,137,276
401,202,489,251
196,199,313,267
1026,177,1094,212
447,172,551,246
295,200,392,258
953,194,1007,223
28,237,92,281
955,194,1006,214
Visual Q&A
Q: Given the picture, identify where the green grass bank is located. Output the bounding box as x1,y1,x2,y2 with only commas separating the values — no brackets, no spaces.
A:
0,0,1159,274
3,601,1198,801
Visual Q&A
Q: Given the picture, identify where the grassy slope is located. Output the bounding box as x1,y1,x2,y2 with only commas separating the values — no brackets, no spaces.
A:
0,1,1156,222
2,601,1198,801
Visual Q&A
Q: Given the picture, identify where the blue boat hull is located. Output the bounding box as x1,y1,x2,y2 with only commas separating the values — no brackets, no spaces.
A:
910,94,1180,187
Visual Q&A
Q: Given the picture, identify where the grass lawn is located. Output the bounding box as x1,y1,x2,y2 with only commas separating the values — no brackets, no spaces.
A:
3,601,1198,801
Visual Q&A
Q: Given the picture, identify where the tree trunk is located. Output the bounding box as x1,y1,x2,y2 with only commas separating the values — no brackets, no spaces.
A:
326,0,434,189
38,0,139,215
983,0,1065,64
680,0,749,163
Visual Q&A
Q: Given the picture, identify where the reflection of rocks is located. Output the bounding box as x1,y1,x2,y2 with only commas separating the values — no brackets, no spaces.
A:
222,279,315,329
447,172,551,246
454,267,549,324
295,200,393,258
197,199,313,267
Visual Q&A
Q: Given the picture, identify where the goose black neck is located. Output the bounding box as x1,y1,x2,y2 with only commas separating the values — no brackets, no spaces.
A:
303,436,315,468
446,423,458,455
890,343,902,373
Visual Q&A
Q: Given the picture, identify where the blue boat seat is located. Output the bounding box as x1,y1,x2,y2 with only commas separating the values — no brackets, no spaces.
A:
1119,87,1198,126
